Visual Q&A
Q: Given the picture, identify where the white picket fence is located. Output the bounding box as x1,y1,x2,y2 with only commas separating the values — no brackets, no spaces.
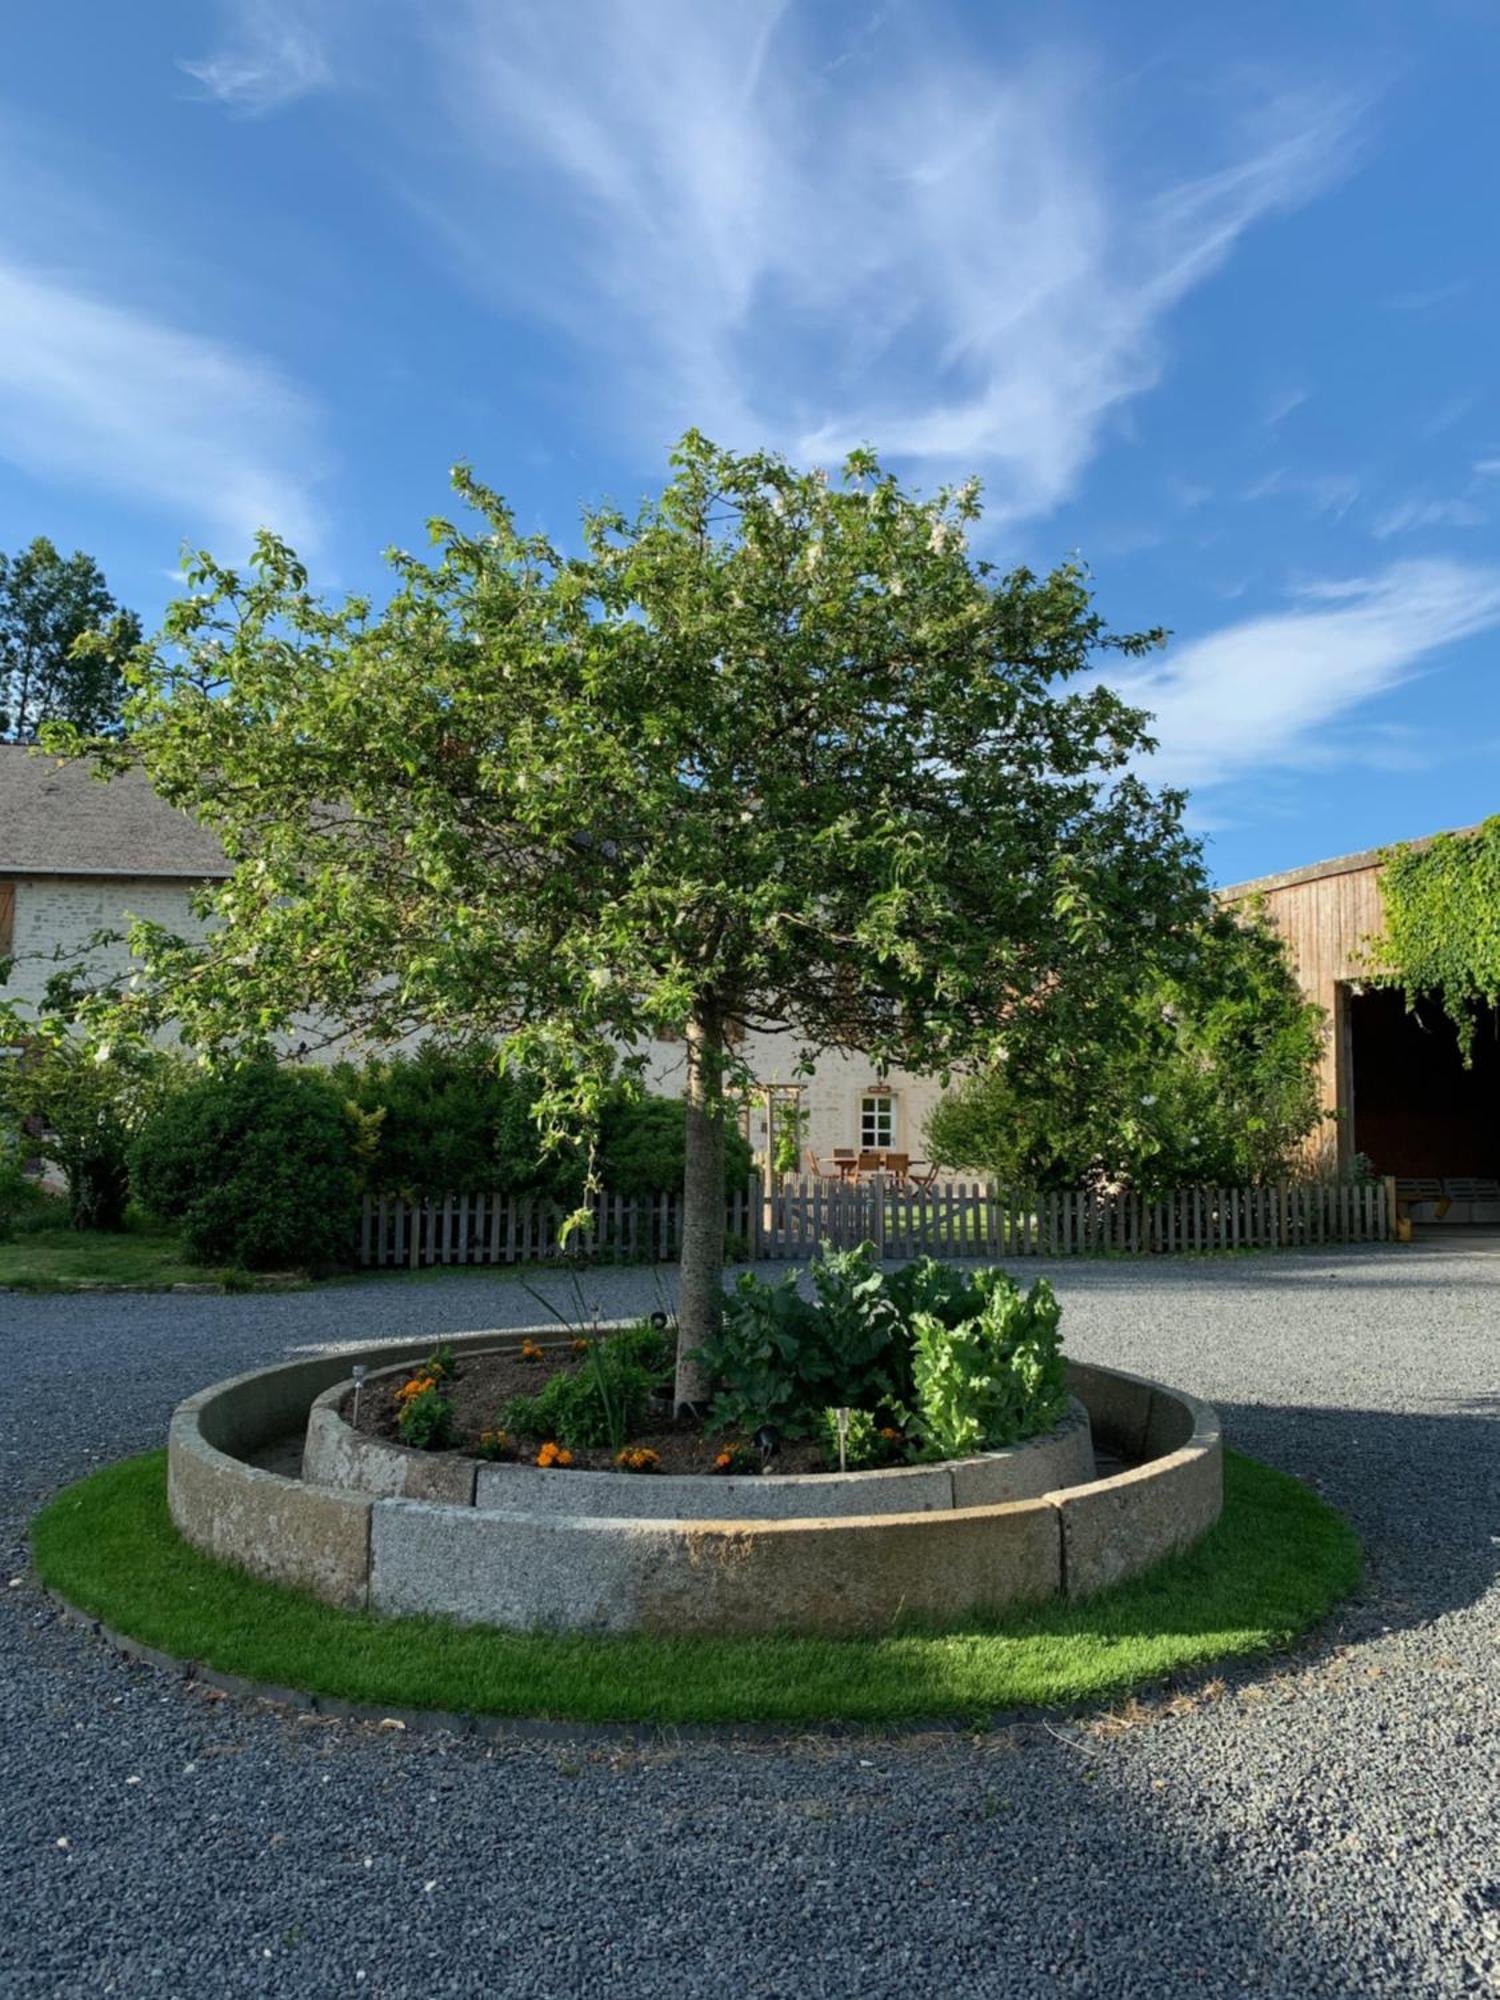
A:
359,1174,1395,1267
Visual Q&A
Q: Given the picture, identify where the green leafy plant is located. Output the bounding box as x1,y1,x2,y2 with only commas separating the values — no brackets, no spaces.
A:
397,1384,456,1451
818,1406,883,1472
129,1063,359,1270
926,902,1326,1194
909,1276,1067,1461
603,1318,674,1380
0,1038,177,1232
422,1342,458,1383
501,1350,654,1452
699,1242,905,1436
1369,817,1500,1060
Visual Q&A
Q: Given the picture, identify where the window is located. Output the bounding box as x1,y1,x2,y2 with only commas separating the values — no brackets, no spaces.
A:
860,1092,895,1149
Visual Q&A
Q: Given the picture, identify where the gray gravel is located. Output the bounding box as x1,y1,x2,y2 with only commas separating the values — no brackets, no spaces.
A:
1,1240,1496,1998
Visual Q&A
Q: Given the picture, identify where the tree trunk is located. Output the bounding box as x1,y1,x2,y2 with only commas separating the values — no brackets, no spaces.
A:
675,1005,727,1414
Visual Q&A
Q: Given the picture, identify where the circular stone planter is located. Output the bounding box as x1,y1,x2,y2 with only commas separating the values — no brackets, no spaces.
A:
166,1327,1223,1638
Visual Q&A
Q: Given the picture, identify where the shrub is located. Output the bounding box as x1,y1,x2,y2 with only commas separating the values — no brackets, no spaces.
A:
334,1046,579,1201
130,1063,359,1270
926,904,1325,1194
0,1040,175,1232
603,1316,674,1379
818,1405,883,1471
595,1093,755,1197
909,1276,1067,1461
336,1047,756,1203
501,1342,655,1451
396,1382,456,1451
698,1243,904,1436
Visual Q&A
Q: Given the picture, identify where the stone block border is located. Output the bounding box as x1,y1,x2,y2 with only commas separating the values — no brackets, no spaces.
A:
167,1329,1221,1636
302,1355,1097,1520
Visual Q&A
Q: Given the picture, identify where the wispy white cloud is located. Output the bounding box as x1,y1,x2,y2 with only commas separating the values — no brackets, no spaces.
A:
1107,560,1500,793
390,2,1365,522
1244,466,1361,519
1381,280,1466,312
1262,387,1309,428
1373,494,1486,538
0,258,326,552
181,0,331,113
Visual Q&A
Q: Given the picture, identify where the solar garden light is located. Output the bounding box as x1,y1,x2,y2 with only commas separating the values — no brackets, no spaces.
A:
351,1364,368,1427
834,1406,851,1474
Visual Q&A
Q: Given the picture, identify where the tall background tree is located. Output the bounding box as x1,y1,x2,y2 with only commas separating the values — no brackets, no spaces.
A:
0,536,140,740
46,436,1209,1406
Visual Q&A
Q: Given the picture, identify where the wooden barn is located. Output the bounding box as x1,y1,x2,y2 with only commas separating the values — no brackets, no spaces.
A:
1221,829,1500,1212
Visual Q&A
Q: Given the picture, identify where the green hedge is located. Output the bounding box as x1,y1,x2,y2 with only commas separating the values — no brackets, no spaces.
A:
130,1064,359,1271
126,1047,756,1268
337,1047,753,1201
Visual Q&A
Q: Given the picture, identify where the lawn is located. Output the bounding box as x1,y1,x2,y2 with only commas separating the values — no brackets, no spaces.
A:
0,1223,254,1292
33,1449,1361,1727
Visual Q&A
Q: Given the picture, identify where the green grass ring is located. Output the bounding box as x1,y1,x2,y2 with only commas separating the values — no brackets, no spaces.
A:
32,1449,1360,1728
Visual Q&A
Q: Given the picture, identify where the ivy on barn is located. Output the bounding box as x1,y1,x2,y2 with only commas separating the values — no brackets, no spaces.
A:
1372,817,1500,1060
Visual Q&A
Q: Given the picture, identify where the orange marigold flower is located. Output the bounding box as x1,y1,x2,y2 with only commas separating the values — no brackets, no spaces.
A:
615,1447,660,1472
714,1451,733,1470
519,1339,545,1363
571,1337,590,1356
535,1440,573,1468
396,1373,436,1404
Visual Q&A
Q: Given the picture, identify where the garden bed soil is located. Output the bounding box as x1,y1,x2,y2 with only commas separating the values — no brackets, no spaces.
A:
345,1346,844,1476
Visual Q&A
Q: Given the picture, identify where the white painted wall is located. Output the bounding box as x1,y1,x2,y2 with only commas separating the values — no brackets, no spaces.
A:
4,874,948,1165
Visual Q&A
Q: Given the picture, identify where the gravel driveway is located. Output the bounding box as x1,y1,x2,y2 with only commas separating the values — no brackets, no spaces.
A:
2,1241,1496,1998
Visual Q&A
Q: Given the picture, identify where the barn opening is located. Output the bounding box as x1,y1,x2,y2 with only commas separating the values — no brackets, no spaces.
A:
1348,986,1500,1192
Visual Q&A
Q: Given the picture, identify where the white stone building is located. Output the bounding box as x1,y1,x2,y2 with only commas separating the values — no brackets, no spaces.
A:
0,747,945,1171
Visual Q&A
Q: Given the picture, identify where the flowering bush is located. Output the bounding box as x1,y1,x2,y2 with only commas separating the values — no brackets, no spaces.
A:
535,1441,573,1468
475,1428,510,1461
711,1442,757,1475
397,1382,455,1451
614,1447,660,1474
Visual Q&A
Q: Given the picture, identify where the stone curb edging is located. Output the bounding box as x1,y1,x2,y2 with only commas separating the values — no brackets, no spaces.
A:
167,1332,1223,1637
304,1356,1097,1519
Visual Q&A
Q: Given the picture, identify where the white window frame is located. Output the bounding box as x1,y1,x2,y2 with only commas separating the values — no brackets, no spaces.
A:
860,1092,895,1149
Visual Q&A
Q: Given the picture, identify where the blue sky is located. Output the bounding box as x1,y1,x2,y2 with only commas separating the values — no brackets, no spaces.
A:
2,1,1497,884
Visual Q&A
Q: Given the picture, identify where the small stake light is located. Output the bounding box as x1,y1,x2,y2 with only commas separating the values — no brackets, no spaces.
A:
835,1406,850,1475
351,1364,368,1428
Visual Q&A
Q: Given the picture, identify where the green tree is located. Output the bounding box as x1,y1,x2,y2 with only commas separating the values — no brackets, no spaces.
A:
0,537,141,741
0,1034,175,1230
47,435,1205,1406
926,902,1326,1192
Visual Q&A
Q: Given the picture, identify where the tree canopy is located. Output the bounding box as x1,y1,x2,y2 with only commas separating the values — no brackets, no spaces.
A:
926,901,1327,1193
0,536,140,741
45,434,1210,1399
